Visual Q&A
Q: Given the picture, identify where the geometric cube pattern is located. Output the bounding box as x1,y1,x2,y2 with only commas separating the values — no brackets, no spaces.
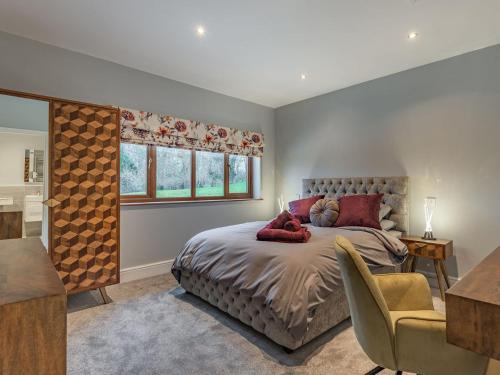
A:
50,101,120,293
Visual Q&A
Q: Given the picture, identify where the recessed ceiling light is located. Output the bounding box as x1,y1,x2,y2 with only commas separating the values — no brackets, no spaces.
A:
408,31,418,40
196,26,205,36
300,73,307,80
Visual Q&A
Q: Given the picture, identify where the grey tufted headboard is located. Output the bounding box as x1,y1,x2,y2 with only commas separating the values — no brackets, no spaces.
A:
302,176,409,233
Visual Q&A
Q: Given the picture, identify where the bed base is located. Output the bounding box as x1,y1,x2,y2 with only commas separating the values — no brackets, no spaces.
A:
179,270,350,350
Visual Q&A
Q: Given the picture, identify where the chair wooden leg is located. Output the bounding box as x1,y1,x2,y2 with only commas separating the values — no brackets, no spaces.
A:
433,260,445,300
365,366,384,375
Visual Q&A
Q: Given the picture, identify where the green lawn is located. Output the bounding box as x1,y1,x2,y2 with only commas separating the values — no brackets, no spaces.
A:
122,181,248,198
228,181,248,194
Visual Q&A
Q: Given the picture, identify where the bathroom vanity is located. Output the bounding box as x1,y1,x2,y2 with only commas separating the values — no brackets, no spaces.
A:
0,211,22,239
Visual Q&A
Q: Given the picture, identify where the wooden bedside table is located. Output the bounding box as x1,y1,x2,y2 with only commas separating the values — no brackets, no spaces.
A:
400,235,453,300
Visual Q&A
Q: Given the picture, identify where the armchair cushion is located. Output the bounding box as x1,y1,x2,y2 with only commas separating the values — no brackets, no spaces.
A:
395,312,489,375
390,309,444,331
375,273,434,311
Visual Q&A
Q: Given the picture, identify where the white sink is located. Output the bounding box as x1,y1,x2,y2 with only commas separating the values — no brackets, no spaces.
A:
0,197,13,206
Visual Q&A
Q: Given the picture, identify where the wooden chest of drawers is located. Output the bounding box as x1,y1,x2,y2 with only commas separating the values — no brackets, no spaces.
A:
406,241,452,261
400,235,453,300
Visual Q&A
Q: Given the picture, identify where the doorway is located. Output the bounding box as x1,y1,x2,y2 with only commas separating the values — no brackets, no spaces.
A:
0,93,49,247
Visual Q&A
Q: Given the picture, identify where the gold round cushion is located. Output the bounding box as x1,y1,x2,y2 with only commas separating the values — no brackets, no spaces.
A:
309,199,340,227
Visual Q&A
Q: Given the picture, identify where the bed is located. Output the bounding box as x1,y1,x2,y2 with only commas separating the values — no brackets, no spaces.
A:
172,176,409,350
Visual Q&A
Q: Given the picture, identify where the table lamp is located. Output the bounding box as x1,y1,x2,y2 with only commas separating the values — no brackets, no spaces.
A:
422,196,437,240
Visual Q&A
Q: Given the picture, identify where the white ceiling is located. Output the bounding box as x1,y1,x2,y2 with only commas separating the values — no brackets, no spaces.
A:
1,0,500,108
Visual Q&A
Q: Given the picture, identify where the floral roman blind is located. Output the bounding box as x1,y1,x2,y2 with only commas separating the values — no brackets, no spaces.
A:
120,108,264,157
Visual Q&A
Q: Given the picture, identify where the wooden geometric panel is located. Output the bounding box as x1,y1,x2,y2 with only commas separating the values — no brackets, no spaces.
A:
49,100,120,293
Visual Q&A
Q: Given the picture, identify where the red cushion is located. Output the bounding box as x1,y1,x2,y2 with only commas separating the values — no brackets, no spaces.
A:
288,195,325,223
334,194,383,229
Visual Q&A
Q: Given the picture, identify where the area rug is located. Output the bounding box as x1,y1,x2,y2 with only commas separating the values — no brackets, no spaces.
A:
68,278,438,374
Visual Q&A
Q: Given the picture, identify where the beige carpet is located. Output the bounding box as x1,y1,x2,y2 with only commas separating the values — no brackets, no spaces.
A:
67,274,445,375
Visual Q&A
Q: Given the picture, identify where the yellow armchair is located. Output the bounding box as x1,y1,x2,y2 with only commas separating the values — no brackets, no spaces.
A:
334,235,495,375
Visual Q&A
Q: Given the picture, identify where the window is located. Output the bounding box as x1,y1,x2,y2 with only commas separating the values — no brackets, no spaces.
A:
156,147,191,198
120,143,149,196
120,145,254,203
229,154,249,194
196,151,224,197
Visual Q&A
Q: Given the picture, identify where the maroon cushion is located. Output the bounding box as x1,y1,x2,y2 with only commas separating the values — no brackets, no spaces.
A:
334,194,383,229
288,195,325,223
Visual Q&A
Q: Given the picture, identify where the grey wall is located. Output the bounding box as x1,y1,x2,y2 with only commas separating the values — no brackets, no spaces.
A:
0,31,275,268
276,44,500,277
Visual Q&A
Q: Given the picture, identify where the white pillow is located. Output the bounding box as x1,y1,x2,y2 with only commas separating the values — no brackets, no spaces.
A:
387,230,402,239
379,204,392,221
380,219,396,231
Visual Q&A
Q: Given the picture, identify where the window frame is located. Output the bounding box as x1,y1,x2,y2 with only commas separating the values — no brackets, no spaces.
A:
120,145,253,204
118,143,153,201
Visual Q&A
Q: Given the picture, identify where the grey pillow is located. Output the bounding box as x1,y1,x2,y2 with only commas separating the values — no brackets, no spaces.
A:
380,219,396,231
309,199,339,227
379,204,392,221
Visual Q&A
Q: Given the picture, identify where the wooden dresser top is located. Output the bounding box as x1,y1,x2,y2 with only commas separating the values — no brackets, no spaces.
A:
0,238,65,306
447,246,500,305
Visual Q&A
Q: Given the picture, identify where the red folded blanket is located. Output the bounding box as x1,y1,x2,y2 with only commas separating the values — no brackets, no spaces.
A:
257,224,311,243
283,219,301,232
269,210,296,229
257,211,311,243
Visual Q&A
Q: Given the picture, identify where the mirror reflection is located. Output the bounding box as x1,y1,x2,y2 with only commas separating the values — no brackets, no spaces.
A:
25,149,45,184
0,93,49,247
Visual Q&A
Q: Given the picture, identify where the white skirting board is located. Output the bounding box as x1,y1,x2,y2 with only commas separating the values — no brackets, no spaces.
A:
119,259,460,288
120,259,174,283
